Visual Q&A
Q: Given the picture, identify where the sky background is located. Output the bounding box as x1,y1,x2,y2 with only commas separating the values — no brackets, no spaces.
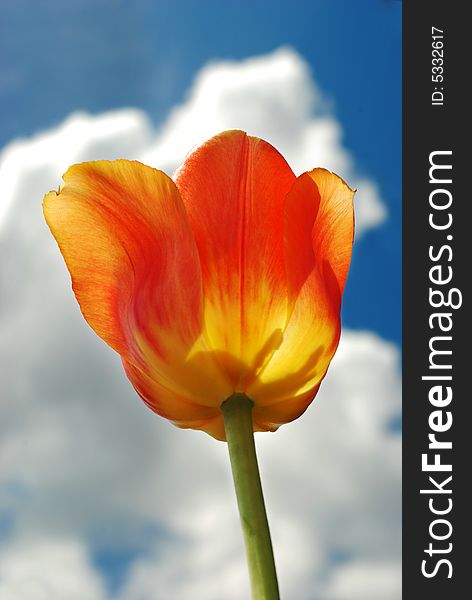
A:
0,1,401,599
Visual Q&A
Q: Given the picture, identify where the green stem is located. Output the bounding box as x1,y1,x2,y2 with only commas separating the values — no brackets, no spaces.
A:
221,393,280,600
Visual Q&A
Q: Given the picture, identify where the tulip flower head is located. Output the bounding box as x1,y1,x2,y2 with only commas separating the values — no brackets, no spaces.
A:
43,130,354,441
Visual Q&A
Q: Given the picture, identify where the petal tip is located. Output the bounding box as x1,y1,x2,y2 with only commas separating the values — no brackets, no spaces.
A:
309,167,356,196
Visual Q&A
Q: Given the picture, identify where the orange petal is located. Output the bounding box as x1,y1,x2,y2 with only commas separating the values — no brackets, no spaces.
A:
253,383,321,432
308,168,355,294
44,160,232,411
247,169,354,416
122,358,220,422
175,131,296,389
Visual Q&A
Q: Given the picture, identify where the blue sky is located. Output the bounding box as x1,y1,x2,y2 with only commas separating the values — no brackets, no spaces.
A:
0,2,401,598
1,0,401,343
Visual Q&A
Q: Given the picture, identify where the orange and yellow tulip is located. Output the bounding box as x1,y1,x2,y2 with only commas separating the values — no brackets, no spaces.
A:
43,130,354,441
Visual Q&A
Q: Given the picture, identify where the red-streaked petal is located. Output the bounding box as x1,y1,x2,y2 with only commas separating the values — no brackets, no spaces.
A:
247,169,354,415
308,168,355,294
122,358,220,422
43,160,232,411
175,130,296,389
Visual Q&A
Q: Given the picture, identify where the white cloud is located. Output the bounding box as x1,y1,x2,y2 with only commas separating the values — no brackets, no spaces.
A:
0,48,385,237
0,48,398,599
321,560,402,600
141,47,386,235
0,539,106,600
0,109,153,227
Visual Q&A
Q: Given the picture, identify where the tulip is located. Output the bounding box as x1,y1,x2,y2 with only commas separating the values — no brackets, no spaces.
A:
44,130,354,599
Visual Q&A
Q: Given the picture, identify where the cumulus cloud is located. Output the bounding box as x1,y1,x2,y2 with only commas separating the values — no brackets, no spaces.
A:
321,560,401,600
0,48,385,236
0,539,106,600
141,47,386,235
0,48,399,599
